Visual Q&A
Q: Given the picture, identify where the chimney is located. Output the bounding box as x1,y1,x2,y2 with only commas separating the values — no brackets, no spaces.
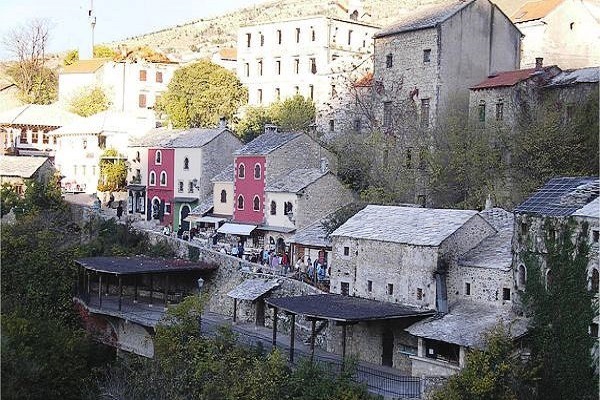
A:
535,57,544,71
218,116,227,129
434,259,449,314
485,194,493,210
264,124,278,134
320,158,329,173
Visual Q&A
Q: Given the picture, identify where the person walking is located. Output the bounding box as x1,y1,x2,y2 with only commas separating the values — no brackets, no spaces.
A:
116,201,123,220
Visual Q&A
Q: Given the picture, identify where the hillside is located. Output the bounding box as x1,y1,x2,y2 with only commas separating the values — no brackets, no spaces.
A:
113,0,522,61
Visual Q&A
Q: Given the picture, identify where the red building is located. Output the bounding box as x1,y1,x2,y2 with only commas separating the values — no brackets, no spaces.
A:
147,147,175,225
233,155,265,224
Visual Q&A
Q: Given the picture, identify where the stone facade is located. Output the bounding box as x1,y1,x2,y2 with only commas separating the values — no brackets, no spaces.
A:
295,173,354,229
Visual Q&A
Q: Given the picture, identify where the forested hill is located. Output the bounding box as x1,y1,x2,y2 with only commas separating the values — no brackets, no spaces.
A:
113,0,523,60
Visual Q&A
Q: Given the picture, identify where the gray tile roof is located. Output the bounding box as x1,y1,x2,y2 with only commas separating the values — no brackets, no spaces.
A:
331,205,479,246
189,196,214,216
479,207,513,231
0,155,50,178
76,256,218,275
211,164,234,183
266,168,328,193
406,301,528,348
572,197,600,219
52,110,150,135
289,217,333,248
0,103,82,127
374,0,475,38
129,127,228,148
514,177,599,217
129,128,186,147
227,278,282,301
544,67,599,87
234,131,301,155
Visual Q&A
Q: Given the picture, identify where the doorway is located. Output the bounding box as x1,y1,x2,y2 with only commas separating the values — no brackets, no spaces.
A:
382,325,394,367
180,204,190,231
255,299,265,327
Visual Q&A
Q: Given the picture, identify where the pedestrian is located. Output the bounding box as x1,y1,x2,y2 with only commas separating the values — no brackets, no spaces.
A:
282,252,290,275
231,243,239,257
262,248,270,265
107,192,114,209
116,201,123,219
271,252,280,274
238,242,244,259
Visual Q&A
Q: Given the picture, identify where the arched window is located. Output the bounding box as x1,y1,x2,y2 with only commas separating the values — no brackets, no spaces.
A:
237,195,244,210
135,151,140,161
284,201,293,215
591,268,599,293
149,171,156,185
253,195,260,211
220,189,227,203
160,171,167,186
546,269,553,290
238,163,245,178
183,157,189,170
254,163,261,179
270,200,277,215
518,265,527,288
155,150,162,164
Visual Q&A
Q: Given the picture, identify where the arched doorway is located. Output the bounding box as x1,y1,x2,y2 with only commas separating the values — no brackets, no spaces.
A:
180,205,191,231
276,237,285,254
152,198,160,219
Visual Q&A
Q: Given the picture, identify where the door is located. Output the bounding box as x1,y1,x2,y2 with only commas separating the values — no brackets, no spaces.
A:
180,205,190,231
382,326,394,367
255,299,265,327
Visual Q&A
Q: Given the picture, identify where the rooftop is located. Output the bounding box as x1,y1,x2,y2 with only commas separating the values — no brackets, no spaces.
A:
0,103,83,127
511,0,563,23
330,205,480,246
218,47,237,61
189,196,214,216
61,58,110,74
544,67,600,87
76,256,218,275
227,278,282,301
374,0,475,38
470,67,556,89
129,127,228,148
266,168,328,193
572,197,600,219
406,301,528,348
514,177,599,217
0,155,50,178
211,164,234,183
266,294,435,322
235,131,301,156
52,110,153,136
289,217,333,248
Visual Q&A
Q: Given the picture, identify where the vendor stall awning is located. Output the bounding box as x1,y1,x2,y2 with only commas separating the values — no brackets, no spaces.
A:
227,279,281,301
183,215,201,223
195,216,227,224
217,223,256,236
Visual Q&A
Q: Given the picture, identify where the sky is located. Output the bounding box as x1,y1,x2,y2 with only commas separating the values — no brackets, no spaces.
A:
0,0,267,60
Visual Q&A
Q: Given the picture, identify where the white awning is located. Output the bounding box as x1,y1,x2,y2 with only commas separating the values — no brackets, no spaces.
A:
196,216,226,224
217,223,256,236
183,215,201,223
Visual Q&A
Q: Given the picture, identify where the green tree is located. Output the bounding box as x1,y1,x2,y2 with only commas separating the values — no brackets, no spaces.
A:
156,60,247,128
63,45,118,65
98,149,127,192
236,106,272,142
521,220,597,400
430,326,533,400
69,85,110,117
271,94,316,131
0,182,21,217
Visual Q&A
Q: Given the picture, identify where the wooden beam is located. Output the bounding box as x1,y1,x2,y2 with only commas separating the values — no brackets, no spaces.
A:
289,313,296,363
310,319,316,362
118,276,123,311
133,276,138,303
341,324,347,362
272,307,278,348
233,298,237,323
149,274,153,307
164,275,169,309
98,274,103,309
86,271,91,303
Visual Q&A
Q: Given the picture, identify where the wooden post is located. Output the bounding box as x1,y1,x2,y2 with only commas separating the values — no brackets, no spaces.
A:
149,274,153,307
118,275,123,311
310,319,316,362
341,323,347,366
272,308,278,348
133,276,138,303
164,275,169,309
289,313,296,363
98,274,103,308
86,271,91,303
105,274,109,295
233,298,237,323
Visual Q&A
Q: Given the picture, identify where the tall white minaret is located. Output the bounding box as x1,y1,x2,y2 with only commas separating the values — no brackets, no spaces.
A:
79,0,96,60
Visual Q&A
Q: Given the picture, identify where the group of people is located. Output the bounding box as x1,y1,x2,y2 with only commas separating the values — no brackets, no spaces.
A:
258,249,291,275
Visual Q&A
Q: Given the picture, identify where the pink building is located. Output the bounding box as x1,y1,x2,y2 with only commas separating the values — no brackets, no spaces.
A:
233,155,265,224
147,147,175,225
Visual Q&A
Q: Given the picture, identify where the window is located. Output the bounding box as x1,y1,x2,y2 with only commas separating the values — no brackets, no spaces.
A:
246,33,251,47
258,59,263,76
160,171,167,186
591,323,599,337
295,27,300,42
405,148,412,168
310,57,317,74
276,60,281,75
309,84,314,100
593,230,599,243
496,100,504,121
237,195,244,209
329,119,335,132
32,132,38,143
42,132,49,144
257,89,263,104
294,86,299,95
178,181,184,192
386,53,393,68
417,288,423,300
518,265,527,288
270,200,277,215
340,282,350,296
254,163,261,179
347,30,353,45
343,246,350,256
238,163,245,178
165,203,171,214
19,129,27,144
275,88,280,100
260,33,264,46
253,195,260,211
421,99,430,127
183,157,189,170
155,71,163,83
465,283,471,295
139,70,147,81
383,101,392,127
244,63,249,77
331,84,337,97
591,268,599,293
367,280,372,292
311,28,315,41
354,118,361,131
418,146,427,168
82,165,86,176
546,269,553,289
220,189,227,203
188,181,194,193
277,30,282,44
149,171,156,185
502,288,511,301
82,139,87,149
521,222,528,235
139,94,147,108
478,101,486,123
425,339,459,364
294,58,299,74
74,165,77,176
155,150,162,164
423,49,431,63
284,201,293,215
387,283,394,295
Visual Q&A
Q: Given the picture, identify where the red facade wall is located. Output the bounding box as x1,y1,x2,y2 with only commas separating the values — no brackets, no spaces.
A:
233,155,265,224
147,148,174,226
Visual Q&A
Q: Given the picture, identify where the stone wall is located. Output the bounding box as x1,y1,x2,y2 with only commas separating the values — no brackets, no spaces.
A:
201,131,242,199
447,264,514,307
439,215,496,265
296,173,354,229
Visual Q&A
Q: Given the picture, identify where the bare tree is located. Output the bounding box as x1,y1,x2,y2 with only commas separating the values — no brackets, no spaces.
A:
3,19,56,104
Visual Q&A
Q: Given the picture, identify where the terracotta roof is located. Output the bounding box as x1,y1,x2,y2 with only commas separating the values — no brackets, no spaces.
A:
218,48,237,61
511,0,564,23
470,68,542,89
61,58,110,74
354,71,373,87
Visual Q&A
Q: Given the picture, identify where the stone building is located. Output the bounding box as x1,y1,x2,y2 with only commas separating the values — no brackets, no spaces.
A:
236,16,380,132
326,205,499,371
0,155,55,195
512,0,600,69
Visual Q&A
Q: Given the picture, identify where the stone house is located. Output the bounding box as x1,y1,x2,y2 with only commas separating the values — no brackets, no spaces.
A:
512,176,599,335
512,0,600,69
327,205,498,371
0,155,56,195
0,103,82,157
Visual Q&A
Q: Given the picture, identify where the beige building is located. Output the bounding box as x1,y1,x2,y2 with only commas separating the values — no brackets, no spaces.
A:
0,155,55,195
512,0,600,69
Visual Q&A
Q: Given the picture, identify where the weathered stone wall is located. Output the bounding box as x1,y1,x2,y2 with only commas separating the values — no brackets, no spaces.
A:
439,215,496,265
447,264,514,306
296,173,354,229
410,355,461,377
200,131,242,199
